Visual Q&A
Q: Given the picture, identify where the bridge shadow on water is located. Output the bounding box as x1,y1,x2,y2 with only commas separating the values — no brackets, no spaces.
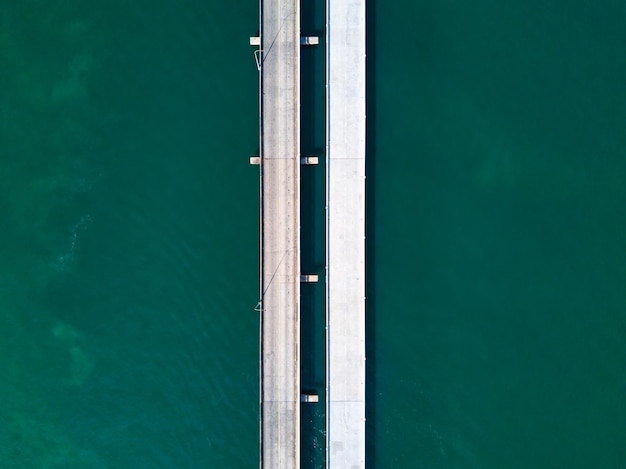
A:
300,0,326,468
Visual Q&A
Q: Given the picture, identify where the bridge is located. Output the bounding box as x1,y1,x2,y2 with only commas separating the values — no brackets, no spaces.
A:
250,0,365,467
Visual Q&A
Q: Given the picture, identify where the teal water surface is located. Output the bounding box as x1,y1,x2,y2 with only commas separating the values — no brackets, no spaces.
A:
371,1,626,467
1,1,259,467
2,0,626,468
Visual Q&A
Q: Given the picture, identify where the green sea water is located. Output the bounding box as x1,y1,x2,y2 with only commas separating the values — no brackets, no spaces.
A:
1,0,626,468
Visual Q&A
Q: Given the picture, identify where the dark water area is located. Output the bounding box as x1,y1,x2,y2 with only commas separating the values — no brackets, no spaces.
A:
1,0,625,467
370,1,626,467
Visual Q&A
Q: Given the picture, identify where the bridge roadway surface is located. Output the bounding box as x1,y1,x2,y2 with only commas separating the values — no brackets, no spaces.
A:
259,0,301,467
325,0,366,467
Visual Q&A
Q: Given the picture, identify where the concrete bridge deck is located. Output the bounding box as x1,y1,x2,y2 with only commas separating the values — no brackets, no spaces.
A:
325,0,366,467
258,0,301,467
